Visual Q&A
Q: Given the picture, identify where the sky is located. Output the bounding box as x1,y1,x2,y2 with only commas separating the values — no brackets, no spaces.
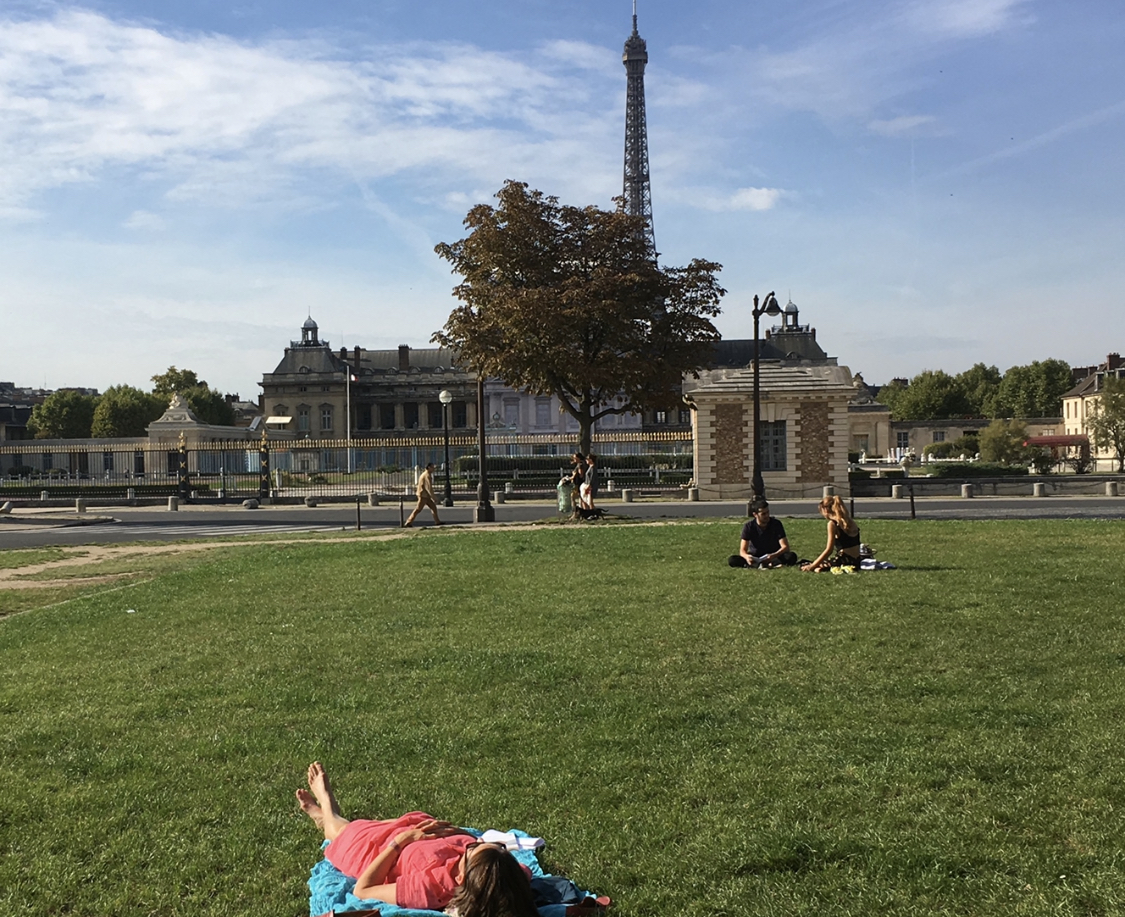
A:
2,0,1123,400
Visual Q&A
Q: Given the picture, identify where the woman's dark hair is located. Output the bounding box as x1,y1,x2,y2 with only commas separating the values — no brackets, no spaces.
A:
449,846,538,917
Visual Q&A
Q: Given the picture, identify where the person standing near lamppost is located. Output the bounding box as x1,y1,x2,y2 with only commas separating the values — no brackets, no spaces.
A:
439,389,454,507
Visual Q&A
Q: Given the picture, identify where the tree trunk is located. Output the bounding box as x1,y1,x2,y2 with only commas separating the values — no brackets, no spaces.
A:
578,392,593,455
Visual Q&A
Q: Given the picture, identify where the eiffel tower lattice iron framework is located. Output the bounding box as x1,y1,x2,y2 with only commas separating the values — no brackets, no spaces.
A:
622,1,656,257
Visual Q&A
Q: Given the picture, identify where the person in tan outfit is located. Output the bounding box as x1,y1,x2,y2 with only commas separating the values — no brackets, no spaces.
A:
404,462,441,527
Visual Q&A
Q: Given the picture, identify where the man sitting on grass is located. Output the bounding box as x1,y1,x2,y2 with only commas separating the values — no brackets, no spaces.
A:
728,498,798,568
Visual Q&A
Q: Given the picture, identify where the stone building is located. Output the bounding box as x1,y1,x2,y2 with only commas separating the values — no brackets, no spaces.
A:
682,300,865,499
1062,352,1124,470
258,317,642,442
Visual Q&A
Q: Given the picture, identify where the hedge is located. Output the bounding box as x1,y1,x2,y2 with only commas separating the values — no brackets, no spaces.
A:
928,462,1029,477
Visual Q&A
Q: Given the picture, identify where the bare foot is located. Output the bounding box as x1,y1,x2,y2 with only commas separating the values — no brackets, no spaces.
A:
308,761,341,817
296,788,326,831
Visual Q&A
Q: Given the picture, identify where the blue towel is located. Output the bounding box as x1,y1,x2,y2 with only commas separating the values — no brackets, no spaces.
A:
309,828,552,917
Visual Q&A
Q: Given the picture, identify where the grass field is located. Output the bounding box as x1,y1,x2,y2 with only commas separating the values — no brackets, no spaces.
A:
2,517,1125,917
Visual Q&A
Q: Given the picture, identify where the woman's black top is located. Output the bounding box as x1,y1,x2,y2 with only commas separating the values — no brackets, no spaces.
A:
834,522,861,550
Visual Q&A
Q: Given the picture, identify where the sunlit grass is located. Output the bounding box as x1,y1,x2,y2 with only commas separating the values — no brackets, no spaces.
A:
1,520,1124,916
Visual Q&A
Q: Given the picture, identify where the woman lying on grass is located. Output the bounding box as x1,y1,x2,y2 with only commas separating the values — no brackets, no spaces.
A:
297,762,538,917
801,495,862,572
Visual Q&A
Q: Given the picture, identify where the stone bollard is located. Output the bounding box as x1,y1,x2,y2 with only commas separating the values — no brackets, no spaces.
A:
494,490,506,504
1107,481,1119,497
304,496,317,507
606,479,615,493
168,496,179,511
367,492,379,507
823,485,835,498
1033,482,1046,497
126,487,136,505
687,487,700,502
40,490,49,501
75,497,87,513
961,483,974,498
621,488,634,503
504,482,513,494
892,484,904,499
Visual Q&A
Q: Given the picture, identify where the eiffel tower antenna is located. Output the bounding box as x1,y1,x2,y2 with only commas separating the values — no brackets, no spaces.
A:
622,1,656,258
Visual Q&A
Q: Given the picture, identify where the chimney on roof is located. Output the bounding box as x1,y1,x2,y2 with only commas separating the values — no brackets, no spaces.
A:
354,346,361,370
398,345,410,372
1107,353,1123,371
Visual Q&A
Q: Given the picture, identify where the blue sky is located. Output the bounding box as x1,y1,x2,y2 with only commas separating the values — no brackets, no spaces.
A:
2,0,1123,400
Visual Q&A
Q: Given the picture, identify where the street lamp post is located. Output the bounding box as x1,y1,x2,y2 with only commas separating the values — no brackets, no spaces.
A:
474,376,494,522
751,291,783,507
439,389,454,507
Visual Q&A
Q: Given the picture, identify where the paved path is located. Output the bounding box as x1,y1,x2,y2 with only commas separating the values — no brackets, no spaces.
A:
1,496,1122,549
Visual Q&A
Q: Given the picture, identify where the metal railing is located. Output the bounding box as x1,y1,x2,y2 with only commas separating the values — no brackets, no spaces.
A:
0,432,694,502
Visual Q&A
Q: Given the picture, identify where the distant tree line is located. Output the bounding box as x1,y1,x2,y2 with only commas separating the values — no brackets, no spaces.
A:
26,368,235,439
877,359,1073,421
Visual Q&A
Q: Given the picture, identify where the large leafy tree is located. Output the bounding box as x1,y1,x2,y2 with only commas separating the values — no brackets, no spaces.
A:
1087,376,1125,472
151,366,235,426
27,390,98,439
882,370,972,421
993,358,1072,418
433,181,724,453
954,363,1001,417
979,418,1032,464
91,385,166,438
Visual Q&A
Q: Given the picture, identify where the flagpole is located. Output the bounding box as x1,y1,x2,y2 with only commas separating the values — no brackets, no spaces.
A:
346,364,353,474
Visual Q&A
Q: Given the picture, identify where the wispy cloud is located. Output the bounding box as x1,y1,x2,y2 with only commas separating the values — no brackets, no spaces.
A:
899,0,1034,39
0,9,630,215
868,114,937,136
930,99,1125,180
728,0,1033,122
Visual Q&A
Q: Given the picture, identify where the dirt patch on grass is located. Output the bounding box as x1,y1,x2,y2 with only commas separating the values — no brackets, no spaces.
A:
0,519,699,590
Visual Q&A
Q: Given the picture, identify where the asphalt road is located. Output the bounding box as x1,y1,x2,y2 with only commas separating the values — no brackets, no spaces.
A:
1,495,1123,549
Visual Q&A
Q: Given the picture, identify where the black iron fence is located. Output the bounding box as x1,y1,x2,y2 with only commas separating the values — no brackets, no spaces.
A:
0,432,693,502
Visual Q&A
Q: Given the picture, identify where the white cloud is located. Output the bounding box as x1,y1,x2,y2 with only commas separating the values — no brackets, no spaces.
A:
123,210,165,231
686,186,787,212
868,114,937,136
901,0,1033,39
725,0,1033,123
0,9,630,215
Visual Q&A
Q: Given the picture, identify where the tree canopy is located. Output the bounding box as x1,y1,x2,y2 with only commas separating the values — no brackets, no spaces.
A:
28,390,97,439
1087,376,1125,473
992,359,1072,419
433,181,724,452
151,366,235,426
879,360,1071,421
91,386,167,438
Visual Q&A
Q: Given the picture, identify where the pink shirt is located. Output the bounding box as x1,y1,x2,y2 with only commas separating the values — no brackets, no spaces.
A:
325,813,476,910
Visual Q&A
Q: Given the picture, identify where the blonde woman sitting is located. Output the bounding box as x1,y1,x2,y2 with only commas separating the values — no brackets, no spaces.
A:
801,495,862,572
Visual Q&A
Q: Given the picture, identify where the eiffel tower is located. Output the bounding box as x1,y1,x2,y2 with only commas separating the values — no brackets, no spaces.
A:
622,0,656,257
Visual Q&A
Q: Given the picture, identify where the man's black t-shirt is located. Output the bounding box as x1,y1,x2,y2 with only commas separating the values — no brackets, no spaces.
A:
739,517,787,556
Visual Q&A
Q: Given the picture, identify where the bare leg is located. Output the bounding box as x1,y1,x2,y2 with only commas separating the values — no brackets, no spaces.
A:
296,788,326,832
304,761,350,842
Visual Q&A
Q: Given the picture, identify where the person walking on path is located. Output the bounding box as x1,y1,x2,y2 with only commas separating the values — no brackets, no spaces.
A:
404,462,441,527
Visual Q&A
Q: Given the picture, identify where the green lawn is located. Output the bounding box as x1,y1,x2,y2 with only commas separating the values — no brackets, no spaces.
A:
2,519,1125,916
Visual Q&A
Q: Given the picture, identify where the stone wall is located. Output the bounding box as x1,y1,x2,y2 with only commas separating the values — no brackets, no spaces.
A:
713,402,748,485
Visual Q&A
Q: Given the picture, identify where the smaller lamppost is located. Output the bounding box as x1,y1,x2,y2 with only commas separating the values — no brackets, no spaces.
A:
475,376,495,522
751,291,783,506
439,388,454,507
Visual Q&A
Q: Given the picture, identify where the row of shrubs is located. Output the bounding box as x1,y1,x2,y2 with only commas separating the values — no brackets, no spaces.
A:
0,483,215,497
